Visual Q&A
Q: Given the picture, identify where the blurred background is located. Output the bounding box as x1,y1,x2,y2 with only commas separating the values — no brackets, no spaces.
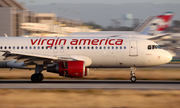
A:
0,0,180,59
0,1,180,108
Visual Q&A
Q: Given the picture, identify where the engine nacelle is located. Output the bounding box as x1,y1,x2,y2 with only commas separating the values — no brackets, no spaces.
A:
47,61,89,77
85,68,89,76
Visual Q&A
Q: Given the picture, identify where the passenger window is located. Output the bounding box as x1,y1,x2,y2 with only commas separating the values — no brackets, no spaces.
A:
13,46,15,49
61,46,63,49
55,46,57,49
120,46,122,49
71,46,73,49
83,46,86,49
9,46,11,49
112,46,114,49
116,46,118,49
0,46,2,49
87,46,89,49
42,46,44,49
104,46,106,49
21,46,23,49
75,46,77,49
67,46,69,49
96,46,98,49
29,46,32,49
100,46,102,49
46,46,48,49
17,46,19,49
4,46,7,49
25,46,28,49
124,46,126,49
108,46,110,49
79,46,81,49
148,45,151,50
91,46,94,49
38,46,40,49
34,46,36,49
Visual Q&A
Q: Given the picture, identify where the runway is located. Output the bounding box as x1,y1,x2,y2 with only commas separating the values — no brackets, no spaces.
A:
0,79,180,90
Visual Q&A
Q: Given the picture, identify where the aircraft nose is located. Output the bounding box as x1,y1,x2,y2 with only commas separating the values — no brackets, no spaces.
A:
164,50,173,63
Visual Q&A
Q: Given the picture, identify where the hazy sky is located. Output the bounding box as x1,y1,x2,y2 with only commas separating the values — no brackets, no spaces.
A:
17,0,180,6
16,0,180,27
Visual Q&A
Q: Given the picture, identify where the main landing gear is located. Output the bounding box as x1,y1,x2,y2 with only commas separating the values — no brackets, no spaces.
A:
130,66,137,82
31,65,44,83
31,73,44,83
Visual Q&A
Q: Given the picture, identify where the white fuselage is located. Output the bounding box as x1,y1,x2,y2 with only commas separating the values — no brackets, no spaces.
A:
0,37,172,69
68,31,168,41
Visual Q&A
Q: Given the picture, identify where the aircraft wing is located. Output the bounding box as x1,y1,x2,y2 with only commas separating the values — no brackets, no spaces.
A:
0,50,91,67
2,51,58,60
0,51,56,66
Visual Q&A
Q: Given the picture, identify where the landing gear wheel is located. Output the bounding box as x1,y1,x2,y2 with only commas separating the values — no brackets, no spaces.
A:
31,74,43,83
38,73,44,81
130,65,137,82
130,76,136,82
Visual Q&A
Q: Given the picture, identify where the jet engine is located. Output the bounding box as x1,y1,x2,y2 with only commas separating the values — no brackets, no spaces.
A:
47,61,89,77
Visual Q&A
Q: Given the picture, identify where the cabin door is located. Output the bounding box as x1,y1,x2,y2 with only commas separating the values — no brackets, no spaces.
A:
129,40,138,56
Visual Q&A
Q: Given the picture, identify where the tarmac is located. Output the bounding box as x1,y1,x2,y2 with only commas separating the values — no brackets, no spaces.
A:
0,79,180,90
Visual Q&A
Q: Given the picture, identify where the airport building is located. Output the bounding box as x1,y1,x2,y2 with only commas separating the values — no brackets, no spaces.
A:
0,0,96,37
123,14,133,27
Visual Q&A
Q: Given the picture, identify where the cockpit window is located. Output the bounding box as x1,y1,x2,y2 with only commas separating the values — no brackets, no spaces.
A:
148,45,161,50
148,45,151,50
156,45,161,49
152,45,157,49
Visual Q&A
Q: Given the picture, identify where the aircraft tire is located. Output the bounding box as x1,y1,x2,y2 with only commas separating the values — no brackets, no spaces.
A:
130,76,136,82
31,74,41,83
38,73,44,81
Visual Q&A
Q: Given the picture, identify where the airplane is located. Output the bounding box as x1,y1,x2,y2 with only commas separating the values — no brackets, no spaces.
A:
69,12,174,41
0,36,172,82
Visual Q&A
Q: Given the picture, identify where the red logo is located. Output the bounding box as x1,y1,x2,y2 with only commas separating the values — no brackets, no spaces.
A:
31,38,123,47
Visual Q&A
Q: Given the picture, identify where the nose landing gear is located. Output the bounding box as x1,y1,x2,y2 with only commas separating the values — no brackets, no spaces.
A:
130,76,136,82
130,66,136,82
